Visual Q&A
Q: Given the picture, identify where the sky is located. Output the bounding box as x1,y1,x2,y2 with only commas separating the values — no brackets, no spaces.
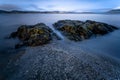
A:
0,0,120,12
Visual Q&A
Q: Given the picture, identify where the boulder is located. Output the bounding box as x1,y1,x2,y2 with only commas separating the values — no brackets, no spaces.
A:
10,23,52,48
84,20,118,35
53,20,118,41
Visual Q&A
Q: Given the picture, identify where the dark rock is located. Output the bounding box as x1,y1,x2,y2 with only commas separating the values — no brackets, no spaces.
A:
10,32,18,38
10,23,52,48
15,43,24,49
53,20,84,30
53,20,118,41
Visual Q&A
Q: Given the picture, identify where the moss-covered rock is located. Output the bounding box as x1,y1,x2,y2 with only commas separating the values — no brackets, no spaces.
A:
53,20,118,41
10,23,52,48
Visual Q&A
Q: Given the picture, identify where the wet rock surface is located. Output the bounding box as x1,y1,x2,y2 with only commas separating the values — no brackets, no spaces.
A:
5,41,120,80
10,23,52,48
53,20,118,41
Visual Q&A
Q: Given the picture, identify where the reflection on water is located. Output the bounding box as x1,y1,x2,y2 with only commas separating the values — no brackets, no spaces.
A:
0,14,120,59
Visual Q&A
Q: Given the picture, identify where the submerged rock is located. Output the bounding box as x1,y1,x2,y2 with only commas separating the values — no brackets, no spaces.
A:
10,23,52,48
53,20,118,41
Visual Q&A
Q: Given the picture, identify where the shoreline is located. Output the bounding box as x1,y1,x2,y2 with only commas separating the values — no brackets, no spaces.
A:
4,40,120,80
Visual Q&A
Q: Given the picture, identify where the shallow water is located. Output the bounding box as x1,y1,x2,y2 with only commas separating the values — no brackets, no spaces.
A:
0,13,120,60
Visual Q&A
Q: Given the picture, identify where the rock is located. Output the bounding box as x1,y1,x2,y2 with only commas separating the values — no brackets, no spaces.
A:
53,20,91,41
53,20,118,41
10,32,18,38
53,20,84,30
15,42,24,49
9,20,119,47
10,23,52,48
84,20,117,35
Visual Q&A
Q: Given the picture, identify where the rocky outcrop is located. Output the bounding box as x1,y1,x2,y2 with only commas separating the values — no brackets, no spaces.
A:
53,20,118,41
10,23,52,48
9,20,118,48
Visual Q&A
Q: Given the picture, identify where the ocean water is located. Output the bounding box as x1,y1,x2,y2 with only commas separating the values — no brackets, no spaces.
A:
0,13,120,60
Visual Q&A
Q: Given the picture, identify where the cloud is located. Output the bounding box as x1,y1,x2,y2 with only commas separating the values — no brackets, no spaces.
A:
0,4,46,11
0,4,22,11
46,5,56,8
114,6,120,9
0,0,120,11
30,4,46,11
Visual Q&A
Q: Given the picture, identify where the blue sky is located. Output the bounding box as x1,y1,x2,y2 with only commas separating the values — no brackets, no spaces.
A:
0,0,120,12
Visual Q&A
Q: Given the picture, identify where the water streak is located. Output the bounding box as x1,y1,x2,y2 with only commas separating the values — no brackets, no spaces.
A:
49,25,64,40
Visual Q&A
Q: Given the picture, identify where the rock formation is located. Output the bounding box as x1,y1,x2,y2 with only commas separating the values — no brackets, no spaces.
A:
9,20,118,48
10,23,52,48
53,20,118,41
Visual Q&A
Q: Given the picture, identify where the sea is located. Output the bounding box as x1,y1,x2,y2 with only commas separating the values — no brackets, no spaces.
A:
0,13,120,61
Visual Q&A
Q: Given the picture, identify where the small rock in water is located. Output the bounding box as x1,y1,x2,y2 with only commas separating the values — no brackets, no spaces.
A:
9,32,18,38
53,20,118,41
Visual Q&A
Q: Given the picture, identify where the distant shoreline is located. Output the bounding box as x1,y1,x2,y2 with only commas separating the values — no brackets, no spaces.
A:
0,9,120,14
0,12,120,14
